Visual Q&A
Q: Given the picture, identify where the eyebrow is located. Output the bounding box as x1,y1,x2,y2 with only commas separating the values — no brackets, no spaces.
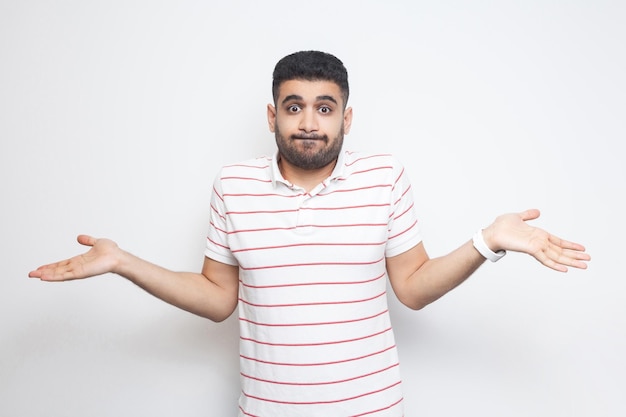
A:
281,94,338,106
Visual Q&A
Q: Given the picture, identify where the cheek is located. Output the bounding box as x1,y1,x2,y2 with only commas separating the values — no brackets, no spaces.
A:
324,118,344,135
274,116,293,132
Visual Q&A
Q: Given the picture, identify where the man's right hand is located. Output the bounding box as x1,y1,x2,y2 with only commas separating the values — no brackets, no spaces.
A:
29,235,120,281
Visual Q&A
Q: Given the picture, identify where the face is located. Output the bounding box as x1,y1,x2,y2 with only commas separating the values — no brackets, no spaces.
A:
268,79,352,171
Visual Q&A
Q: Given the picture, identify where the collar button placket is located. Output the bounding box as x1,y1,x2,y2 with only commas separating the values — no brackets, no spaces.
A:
295,194,314,234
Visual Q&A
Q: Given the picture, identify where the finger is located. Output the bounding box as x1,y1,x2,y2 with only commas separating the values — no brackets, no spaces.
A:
28,270,42,278
528,238,570,272
29,236,96,279
40,263,79,281
539,245,570,272
28,261,63,278
29,267,56,280
544,242,590,271
557,248,591,269
548,235,588,253
29,258,75,281
535,251,568,272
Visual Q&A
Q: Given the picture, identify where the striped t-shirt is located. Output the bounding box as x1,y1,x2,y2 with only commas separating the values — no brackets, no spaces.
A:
205,149,422,416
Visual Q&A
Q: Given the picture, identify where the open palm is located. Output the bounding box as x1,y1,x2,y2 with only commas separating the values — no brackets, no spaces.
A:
490,209,590,272
29,235,120,281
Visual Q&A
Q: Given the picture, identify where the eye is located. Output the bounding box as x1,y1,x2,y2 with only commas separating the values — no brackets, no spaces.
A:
318,105,332,114
287,105,301,113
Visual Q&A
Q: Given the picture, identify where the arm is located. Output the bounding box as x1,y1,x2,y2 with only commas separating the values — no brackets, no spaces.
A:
386,209,590,310
28,235,239,322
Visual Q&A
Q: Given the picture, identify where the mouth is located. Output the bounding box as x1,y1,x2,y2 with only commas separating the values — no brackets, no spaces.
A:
291,135,327,142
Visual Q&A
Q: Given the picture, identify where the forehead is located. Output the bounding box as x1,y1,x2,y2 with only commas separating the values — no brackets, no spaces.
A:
277,79,343,104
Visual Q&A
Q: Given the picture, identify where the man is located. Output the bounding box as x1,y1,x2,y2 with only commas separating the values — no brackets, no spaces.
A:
29,51,590,416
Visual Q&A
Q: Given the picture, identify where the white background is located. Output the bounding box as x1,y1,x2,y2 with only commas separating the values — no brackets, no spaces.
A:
1,1,624,416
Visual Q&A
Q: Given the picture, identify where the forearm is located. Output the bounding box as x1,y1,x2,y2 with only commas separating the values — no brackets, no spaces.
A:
114,250,237,322
393,240,486,310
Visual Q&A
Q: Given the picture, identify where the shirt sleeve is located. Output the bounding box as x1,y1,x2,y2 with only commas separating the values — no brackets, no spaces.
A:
385,157,422,258
204,170,239,266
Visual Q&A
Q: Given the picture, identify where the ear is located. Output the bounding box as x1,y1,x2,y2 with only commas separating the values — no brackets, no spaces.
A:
343,106,353,134
267,104,277,133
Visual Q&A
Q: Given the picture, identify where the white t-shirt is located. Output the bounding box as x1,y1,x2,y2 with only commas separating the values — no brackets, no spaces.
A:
206,148,422,416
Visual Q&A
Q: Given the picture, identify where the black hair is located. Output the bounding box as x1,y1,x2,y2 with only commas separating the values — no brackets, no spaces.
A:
272,50,349,108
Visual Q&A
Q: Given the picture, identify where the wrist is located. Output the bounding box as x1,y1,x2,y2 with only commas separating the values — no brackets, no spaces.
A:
111,247,130,276
472,228,506,262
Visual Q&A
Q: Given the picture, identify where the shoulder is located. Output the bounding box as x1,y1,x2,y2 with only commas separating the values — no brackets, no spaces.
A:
332,150,411,194
219,155,274,177
210,155,274,193
341,150,406,178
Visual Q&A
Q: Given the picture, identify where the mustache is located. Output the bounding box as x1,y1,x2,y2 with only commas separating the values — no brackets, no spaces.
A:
290,133,328,141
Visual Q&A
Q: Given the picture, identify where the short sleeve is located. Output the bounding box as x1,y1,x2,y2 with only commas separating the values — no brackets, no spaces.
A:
204,170,239,266
385,158,422,258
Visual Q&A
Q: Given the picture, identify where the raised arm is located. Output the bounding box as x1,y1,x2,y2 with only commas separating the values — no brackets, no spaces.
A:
386,209,591,310
28,235,239,322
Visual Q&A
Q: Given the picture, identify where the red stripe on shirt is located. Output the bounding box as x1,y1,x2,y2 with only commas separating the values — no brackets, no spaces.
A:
352,397,404,417
241,380,402,405
240,344,396,367
344,153,392,167
388,219,419,241
232,240,386,253
238,256,385,271
240,363,399,386
241,326,393,347
239,272,385,289
239,309,388,327
238,290,386,308
227,223,387,235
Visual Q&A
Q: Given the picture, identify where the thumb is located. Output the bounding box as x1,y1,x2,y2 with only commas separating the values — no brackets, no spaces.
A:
519,208,541,222
76,234,97,247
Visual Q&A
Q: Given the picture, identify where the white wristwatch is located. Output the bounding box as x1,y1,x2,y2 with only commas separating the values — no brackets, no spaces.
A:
472,229,506,262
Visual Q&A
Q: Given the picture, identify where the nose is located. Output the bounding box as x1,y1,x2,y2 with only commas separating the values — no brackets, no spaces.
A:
298,108,319,133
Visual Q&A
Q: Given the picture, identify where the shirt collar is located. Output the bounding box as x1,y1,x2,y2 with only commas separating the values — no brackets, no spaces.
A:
269,149,285,187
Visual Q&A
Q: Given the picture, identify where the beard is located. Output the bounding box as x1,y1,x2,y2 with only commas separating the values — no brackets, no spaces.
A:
275,125,344,170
